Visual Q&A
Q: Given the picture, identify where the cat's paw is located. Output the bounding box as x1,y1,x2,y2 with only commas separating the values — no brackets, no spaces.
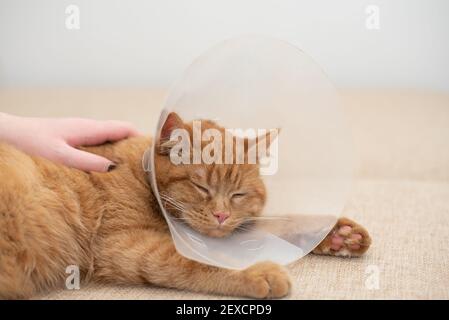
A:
239,262,291,299
313,217,371,257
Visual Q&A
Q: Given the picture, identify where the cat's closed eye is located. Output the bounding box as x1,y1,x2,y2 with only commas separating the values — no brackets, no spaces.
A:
191,181,210,196
231,192,247,200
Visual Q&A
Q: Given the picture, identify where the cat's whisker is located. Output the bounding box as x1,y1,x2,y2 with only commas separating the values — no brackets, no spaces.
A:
244,216,292,221
160,198,186,211
160,195,188,208
159,194,189,212
171,216,191,223
163,200,185,210
233,223,257,233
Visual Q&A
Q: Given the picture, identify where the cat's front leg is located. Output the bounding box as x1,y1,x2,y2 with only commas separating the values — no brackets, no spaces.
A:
94,229,291,298
313,217,372,257
232,261,291,298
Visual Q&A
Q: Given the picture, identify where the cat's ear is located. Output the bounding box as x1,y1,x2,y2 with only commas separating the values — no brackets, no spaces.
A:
158,112,185,155
246,128,280,159
245,128,281,162
160,112,184,142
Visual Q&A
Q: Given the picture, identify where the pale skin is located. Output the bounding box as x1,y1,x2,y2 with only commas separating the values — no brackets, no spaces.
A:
0,112,140,172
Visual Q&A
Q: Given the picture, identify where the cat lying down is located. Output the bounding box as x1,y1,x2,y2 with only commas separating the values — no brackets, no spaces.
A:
0,113,371,299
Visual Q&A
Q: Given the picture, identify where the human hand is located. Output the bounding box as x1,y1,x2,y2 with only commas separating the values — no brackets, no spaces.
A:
0,113,140,172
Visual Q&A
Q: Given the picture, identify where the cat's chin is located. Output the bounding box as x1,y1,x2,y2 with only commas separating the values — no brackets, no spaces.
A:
205,228,233,238
190,225,236,238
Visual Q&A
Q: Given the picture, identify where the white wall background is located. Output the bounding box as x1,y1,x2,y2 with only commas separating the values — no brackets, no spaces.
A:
0,0,448,91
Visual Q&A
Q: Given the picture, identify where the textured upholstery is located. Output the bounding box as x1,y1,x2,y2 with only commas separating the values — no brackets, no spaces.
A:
1,88,448,299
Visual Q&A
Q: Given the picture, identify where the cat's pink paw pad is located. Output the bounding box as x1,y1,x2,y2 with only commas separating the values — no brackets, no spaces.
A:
330,226,364,252
314,217,371,257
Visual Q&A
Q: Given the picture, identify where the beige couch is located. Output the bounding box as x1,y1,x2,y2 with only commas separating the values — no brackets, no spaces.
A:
1,88,448,299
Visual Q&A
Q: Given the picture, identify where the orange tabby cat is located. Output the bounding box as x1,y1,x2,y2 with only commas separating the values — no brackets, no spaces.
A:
0,113,371,299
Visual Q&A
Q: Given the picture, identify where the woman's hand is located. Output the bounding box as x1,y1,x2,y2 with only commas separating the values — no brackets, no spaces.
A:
0,113,140,172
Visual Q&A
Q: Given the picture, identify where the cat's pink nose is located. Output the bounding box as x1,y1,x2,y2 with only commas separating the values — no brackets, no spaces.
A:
213,211,230,224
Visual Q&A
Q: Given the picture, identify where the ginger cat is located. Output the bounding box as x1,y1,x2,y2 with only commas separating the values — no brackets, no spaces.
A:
0,113,371,299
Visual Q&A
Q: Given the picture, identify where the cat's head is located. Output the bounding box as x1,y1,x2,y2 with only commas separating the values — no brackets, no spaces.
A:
154,112,276,238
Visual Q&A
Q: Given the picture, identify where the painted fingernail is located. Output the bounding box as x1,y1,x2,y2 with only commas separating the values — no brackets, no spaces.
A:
107,163,117,172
